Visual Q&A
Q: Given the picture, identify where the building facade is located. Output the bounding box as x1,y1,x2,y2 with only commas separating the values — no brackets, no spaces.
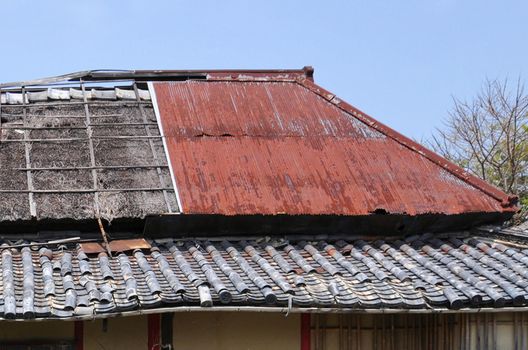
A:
0,67,526,349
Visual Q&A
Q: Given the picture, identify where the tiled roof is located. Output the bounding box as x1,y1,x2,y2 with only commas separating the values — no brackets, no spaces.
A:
1,228,528,320
0,87,151,104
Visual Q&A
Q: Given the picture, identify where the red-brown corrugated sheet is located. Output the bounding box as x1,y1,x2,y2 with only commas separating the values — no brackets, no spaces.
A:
153,77,515,216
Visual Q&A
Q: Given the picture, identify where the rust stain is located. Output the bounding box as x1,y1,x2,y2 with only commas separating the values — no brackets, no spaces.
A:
154,80,512,216
80,238,151,254
156,81,383,139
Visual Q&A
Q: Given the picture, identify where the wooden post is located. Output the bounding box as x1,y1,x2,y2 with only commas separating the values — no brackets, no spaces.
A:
301,313,311,350
74,321,84,350
161,313,174,349
148,314,161,350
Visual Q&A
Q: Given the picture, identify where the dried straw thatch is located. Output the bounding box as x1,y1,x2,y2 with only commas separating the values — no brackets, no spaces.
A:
0,87,177,224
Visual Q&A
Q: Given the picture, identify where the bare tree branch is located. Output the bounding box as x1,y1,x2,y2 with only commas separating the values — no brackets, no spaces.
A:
428,77,528,197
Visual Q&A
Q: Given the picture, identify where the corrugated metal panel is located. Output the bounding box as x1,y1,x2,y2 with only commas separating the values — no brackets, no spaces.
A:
154,80,512,216
157,81,381,139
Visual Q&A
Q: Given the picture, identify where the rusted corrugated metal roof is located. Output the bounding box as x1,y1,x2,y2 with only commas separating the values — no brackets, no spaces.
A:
152,70,516,216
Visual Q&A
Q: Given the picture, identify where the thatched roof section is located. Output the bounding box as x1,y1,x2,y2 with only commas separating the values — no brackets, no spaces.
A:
0,81,177,226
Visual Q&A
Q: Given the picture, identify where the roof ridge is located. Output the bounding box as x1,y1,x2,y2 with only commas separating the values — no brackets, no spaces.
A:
0,67,314,89
0,86,151,104
294,77,517,211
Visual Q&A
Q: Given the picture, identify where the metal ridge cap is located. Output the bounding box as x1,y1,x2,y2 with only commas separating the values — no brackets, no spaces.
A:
135,67,310,75
0,66,314,89
203,66,313,81
0,70,92,89
0,69,138,88
295,77,518,210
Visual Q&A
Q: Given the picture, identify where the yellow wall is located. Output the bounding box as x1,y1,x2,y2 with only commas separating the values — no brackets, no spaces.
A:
0,312,299,350
0,320,73,342
0,311,525,350
84,315,147,350
172,312,300,350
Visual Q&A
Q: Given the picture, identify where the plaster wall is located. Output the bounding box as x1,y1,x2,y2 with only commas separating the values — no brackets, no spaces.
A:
84,315,147,350
172,312,300,350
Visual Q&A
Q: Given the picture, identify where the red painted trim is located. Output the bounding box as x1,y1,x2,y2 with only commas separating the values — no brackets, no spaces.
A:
148,314,161,350
301,314,311,350
74,321,84,350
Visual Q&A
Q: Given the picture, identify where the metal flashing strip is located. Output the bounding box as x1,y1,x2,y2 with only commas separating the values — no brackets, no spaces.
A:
11,305,528,322
148,81,183,213
133,82,172,213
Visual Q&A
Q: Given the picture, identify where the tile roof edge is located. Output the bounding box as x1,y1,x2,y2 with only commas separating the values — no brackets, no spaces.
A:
473,225,528,243
294,76,518,212
21,305,528,322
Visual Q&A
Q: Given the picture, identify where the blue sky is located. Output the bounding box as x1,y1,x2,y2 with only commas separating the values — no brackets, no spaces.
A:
1,1,526,139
